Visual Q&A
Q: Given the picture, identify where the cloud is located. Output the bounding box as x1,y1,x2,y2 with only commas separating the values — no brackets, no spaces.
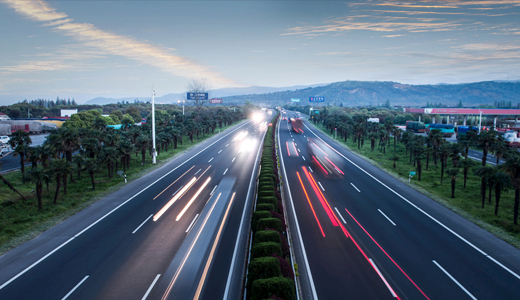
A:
1,0,238,87
382,34,403,37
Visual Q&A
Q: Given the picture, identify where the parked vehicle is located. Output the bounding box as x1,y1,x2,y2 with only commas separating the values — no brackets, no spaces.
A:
406,121,426,133
503,131,520,148
456,126,478,139
0,135,9,144
428,123,455,137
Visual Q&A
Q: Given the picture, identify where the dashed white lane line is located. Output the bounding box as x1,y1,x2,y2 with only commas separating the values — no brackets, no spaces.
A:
141,274,161,300
308,166,313,173
172,185,184,196
210,185,218,196
223,168,228,175
433,260,477,300
226,144,229,147
232,157,236,162
334,207,347,224
132,214,154,234
302,156,306,161
218,150,222,154
298,148,301,152
318,182,325,192
378,209,396,226
351,183,361,192
62,275,89,300
208,157,214,162
194,169,201,175
186,214,200,233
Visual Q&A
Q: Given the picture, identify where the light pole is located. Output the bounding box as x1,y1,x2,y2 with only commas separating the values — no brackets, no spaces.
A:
178,100,185,116
152,89,157,164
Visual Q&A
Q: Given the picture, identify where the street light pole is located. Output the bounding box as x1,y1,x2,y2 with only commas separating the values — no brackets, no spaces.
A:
152,89,157,164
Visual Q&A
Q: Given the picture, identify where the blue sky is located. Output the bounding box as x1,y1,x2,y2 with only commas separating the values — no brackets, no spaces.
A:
1,0,520,104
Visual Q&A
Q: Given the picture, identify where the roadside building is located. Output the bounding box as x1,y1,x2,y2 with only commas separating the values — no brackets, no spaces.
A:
60,109,78,117
0,112,10,120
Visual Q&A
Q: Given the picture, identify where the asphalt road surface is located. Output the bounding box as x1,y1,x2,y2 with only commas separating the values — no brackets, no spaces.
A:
0,133,49,172
0,115,271,300
279,112,520,300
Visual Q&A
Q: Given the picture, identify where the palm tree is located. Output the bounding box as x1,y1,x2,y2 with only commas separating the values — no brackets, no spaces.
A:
413,142,425,181
488,171,510,216
477,129,498,166
0,160,27,201
391,155,399,169
72,155,84,180
99,147,119,178
8,130,32,178
445,167,459,198
26,146,41,170
439,144,451,184
82,158,100,190
474,165,495,208
136,135,151,165
428,129,444,166
457,134,473,158
501,151,520,224
491,139,507,164
458,157,477,188
81,137,101,158
28,168,49,210
51,159,69,204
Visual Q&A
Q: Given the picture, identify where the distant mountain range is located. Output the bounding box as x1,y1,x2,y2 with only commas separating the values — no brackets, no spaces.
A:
82,80,520,107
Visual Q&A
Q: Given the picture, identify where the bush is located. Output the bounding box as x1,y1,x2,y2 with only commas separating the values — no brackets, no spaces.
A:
256,203,275,212
256,218,282,233
250,277,296,300
259,190,275,198
259,182,275,192
254,230,282,245
251,242,282,260
272,253,294,280
246,257,282,291
270,210,286,232
260,172,277,182
257,196,278,209
252,211,272,231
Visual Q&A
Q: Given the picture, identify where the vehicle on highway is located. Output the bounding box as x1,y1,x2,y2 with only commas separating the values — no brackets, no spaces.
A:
0,135,9,144
427,123,454,137
290,117,303,133
405,121,426,133
307,137,344,178
456,126,478,139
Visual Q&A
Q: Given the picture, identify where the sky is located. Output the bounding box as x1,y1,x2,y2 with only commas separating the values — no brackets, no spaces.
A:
1,0,520,104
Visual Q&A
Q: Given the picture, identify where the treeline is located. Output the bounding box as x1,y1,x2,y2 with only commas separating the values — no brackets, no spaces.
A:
19,97,78,108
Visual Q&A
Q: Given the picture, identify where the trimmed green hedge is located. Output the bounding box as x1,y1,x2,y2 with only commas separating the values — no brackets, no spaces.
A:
246,256,282,289
252,211,272,231
254,230,282,245
256,218,282,233
259,190,275,198
251,241,282,260
250,277,296,300
257,196,278,210
256,203,275,212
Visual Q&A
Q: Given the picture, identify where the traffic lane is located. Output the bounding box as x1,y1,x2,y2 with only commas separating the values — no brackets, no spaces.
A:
0,120,253,295
279,127,395,299
199,129,266,300
305,121,520,272
304,122,520,293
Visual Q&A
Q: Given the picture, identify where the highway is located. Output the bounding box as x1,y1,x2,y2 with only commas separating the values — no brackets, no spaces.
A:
279,112,520,299
0,114,271,300
0,133,48,173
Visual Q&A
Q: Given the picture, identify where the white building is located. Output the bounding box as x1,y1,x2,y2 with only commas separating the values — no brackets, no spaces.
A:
0,112,10,120
61,109,78,117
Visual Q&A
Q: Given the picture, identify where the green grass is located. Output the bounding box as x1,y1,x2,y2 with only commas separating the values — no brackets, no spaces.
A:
0,122,242,254
312,122,520,248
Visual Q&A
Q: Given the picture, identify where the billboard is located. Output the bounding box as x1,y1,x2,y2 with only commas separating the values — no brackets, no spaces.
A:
187,92,208,100
209,98,223,104
291,98,300,102
309,97,325,102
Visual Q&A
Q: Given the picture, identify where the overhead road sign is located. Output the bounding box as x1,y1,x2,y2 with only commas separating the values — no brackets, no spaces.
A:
309,97,324,102
210,98,223,104
187,93,208,100
291,98,300,102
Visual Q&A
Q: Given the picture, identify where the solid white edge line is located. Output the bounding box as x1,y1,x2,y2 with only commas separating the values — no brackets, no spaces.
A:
486,255,520,280
141,274,161,300
232,157,236,162
186,214,200,233
132,214,154,234
334,207,347,224
210,185,218,196
223,168,228,175
278,119,319,300
369,259,397,298
318,182,325,192
218,150,222,153
223,128,267,300
433,260,477,300
378,209,396,226
350,182,361,192
61,275,89,300
0,120,252,291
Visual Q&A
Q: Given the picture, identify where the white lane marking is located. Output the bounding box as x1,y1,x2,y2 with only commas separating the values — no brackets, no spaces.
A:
186,214,200,233
308,166,313,173
218,150,222,154
224,128,267,300
274,119,319,300
433,260,477,300
298,148,301,152
141,274,161,300
0,120,253,291
292,138,294,141
223,168,228,175
210,185,218,196
132,214,154,234
369,259,397,298
208,157,214,162
302,156,306,161
172,185,184,196
351,183,360,192
304,123,520,281
378,209,396,226
194,169,201,175
61,276,89,300
318,182,325,192
232,157,236,162
226,144,229,147
334,207,347,224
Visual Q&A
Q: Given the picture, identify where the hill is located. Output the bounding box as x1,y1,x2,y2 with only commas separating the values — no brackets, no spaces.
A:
222,80,520,107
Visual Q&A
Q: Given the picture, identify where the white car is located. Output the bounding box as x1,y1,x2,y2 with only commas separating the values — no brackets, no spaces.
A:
0,136,9,145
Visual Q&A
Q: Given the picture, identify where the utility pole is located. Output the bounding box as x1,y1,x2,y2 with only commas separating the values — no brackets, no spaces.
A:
152,89,157,164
